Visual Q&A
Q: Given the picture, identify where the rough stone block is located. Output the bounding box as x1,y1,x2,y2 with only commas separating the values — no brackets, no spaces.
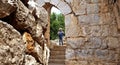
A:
101,25,109,36
103,37,119,49
81,25,91,35
87,4,99,14
71,0,87,15
99,3,109,13
78,14,100,25
95,50,109,60
67,38,85,49
65,14,72,27
65,14,83,37
66,48,75,60
108,37,119,48
76,49,94,60
101,39,108,49
90,25,101,36
78,15,90,24
57,1,71,15
44,0,50,2
109,24,118,36
108,51,119,62
90,0,101,3
0,21,24,65
100,13,114,25
65,0,73,4
0,0,16,18
89,14,100,24
105,63,117,65
66,60,88,65
35,0,45,7
87,37,102,49
86,0,101,4
78,61,88,65
89,62,98,65
50,0,60,6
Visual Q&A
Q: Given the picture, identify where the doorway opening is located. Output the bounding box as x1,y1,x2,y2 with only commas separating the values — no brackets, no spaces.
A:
50,6,65,45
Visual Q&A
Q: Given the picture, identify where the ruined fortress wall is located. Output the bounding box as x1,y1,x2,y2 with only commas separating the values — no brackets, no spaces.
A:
40,0,120,65
0,0,120,65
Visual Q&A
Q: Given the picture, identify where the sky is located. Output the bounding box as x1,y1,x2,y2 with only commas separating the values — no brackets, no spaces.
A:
51,7,61,14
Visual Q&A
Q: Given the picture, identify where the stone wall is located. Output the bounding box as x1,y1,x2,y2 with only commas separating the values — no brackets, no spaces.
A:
0,0,120,65
65,0,120,65
40,0,120,65
0,0,49,65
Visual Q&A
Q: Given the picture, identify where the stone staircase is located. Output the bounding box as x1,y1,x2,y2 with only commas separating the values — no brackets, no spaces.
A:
49,45,66,65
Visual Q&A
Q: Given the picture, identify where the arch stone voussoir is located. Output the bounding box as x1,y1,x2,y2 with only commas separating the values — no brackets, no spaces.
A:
44,0,51,2
35,0,45,7
50,0,60,6
57,1,72,15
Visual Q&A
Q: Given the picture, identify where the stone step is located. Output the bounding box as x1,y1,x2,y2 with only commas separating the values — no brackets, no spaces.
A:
49,63,65,65
49,59,65,64
52,46,66,51
50,50,65,55
49,45,66,65
49,55,65,59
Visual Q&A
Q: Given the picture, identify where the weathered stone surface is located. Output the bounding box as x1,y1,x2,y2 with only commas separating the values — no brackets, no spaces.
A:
86,37,102,49
65,14,83,37
75,49,95,60
87,4,99,14
78,14,100,25
90,25,101,36
0,0,16,18
65,60,88,65
99,3,109,13
35,7,48,29
65,0,72,4
103,37,119,49
89,62,98,65
50,0,60,6
0,20,24,65
99,13,113,25
57,1,71,15
65,14,72,27
44,0,50,2
14,0,34,30
71,0,87,15
113,0,120,30
108,37,119,49
90,14,100,24
12,0,48,47
109,24,118,36
67,38,85,49
66,48,75,60
101,39,108,49
35,0,45,7
87,0,101,3
95,49,109,60
25,55,41,65
78,15,90,24
101,25,109,36
108,51,119,62
0,0,120,65
81,25,91,35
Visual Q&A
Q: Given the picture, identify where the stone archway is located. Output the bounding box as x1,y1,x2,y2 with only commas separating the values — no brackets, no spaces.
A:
34,0,120,65
40,0,83,47
42,1,72,47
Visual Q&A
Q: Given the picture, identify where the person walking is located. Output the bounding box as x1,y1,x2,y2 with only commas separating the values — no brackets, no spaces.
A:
58,28,64,45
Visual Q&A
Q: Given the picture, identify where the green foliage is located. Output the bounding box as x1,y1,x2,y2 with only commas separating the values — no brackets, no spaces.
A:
50,12,65,40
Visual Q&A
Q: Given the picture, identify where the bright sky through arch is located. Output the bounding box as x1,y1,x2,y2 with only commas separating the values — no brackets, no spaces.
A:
51,7,61,14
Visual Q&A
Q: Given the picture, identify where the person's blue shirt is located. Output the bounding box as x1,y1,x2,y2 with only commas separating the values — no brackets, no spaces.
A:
58,31,64,39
